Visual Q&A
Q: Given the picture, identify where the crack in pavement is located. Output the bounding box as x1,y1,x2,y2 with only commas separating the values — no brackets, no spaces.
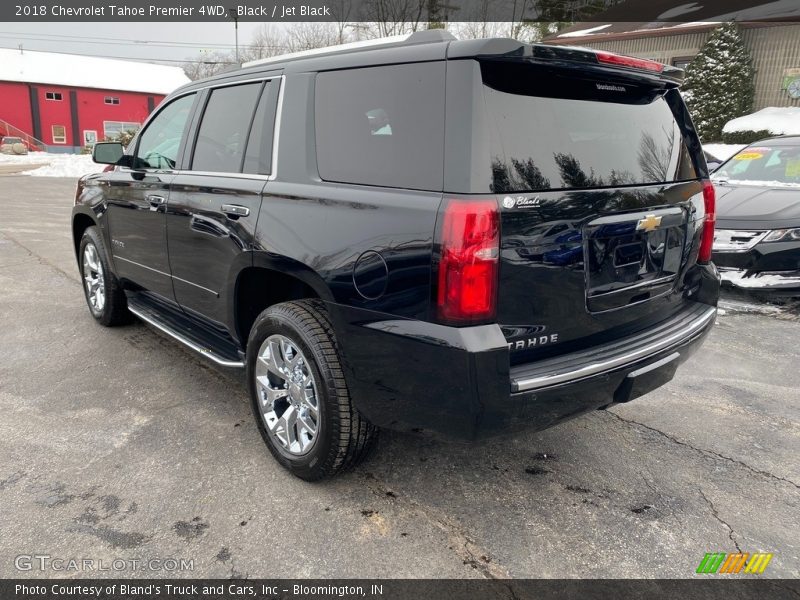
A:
0,231,79,284
359,472,510,579
503,583,523,600
698,487,742,553
606,411,800,490
776,583,800,599
635,471,679,524
639,472,658,496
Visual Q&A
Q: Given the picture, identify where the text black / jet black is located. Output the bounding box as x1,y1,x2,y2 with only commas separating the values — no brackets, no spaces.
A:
73,31,720,480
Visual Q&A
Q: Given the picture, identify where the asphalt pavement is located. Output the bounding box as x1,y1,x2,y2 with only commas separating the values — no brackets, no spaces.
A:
0,176,797,579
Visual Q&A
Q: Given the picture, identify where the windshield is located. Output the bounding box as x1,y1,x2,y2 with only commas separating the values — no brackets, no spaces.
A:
713,144,800,187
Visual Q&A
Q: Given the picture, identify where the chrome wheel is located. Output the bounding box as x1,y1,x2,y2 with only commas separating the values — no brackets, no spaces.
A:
254,334,319,456
82,243,105,312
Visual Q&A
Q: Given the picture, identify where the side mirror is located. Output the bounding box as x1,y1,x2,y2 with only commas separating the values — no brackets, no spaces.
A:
92,142,127,166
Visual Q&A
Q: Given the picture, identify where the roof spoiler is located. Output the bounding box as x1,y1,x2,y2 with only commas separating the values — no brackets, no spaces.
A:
448,39,684,84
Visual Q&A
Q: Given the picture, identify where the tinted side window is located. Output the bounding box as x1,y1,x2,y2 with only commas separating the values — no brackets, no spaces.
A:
242,81,278,175
315,62,445,190
134,93,196,170
192,82,263,173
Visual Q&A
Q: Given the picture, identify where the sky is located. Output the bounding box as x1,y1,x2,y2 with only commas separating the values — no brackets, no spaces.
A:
0,22,278,65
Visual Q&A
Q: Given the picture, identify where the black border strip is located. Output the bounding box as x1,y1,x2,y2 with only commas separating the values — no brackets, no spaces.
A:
2,579,799,600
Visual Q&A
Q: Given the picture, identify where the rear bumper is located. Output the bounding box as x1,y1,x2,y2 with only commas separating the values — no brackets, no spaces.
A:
327,300,717,441
509,304,715,392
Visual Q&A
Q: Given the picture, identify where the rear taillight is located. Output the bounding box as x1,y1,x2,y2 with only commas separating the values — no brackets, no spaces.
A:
596,51,664,73
436,198,499,324
698,180,716,263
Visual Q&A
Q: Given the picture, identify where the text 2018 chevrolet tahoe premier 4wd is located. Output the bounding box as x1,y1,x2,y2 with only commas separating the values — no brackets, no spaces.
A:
72,31,720,480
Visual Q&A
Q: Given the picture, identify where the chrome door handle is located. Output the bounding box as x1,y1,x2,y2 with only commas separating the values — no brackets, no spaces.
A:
221,204,250,218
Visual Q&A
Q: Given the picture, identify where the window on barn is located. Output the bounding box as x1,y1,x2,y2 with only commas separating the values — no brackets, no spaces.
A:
103,121,141,139
45,92,63,101
672,57,693,70
104,97,120,105
52,125,66,144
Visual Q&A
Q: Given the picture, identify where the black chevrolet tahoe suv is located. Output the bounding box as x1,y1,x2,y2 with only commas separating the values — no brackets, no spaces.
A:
73,31,720,480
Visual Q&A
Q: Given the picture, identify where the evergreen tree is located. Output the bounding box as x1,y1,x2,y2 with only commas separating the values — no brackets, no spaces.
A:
682,22,755,142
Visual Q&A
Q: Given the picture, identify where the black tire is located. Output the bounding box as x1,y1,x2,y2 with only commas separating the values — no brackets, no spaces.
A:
246,299,377,480
78,226,131,327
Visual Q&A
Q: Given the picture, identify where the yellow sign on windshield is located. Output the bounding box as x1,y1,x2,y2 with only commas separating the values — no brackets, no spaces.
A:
734,152,764,160
786,158,800,178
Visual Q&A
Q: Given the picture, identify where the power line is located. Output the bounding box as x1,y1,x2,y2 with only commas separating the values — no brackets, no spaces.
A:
0,45,236,64
0,30,291,50
0,30,241,48
0,33,240,51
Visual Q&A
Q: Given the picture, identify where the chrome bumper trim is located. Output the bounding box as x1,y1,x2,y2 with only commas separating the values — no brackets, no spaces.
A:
511,306,716,393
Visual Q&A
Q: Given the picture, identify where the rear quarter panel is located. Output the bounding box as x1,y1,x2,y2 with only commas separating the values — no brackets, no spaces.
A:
255,72,442,321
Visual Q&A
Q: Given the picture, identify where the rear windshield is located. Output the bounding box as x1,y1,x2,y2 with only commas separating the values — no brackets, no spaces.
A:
482,62,698,193
713,144,800,187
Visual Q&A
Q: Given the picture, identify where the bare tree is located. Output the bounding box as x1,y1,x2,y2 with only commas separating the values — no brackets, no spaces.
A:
330,0,354,43
508,0,531,38
450,0,505,38
182,51,237,80
285,22,341,51
242,24,291,62
454,21,509,39
357,0,428,36
638,129,674,183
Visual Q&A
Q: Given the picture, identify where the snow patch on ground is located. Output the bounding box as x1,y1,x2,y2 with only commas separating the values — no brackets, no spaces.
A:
723,107,800,136
721,269,800,291
0,151,52,164
704,143,746,162
0,151,104,178
735,275,799,288
23,154,105,178
718,298,784,315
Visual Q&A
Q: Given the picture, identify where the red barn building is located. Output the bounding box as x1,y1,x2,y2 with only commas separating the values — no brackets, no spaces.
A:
0,48,190,151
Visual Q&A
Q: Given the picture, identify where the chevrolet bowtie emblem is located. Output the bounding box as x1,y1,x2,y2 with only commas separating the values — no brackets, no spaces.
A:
636,214,662,233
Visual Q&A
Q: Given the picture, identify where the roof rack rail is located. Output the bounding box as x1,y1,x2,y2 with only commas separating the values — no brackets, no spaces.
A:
242,29,456,69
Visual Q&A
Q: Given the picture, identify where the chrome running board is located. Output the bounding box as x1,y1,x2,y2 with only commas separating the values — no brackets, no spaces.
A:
128,304,245,369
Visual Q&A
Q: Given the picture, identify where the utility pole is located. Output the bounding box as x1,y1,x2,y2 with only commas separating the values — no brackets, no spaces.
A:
228,8,240,63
